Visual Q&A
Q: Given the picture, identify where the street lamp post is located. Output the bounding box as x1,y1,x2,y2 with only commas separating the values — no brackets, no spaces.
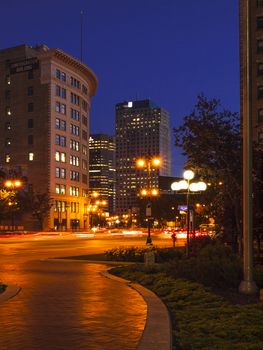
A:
136,157,161,245
171,170,207,257
4,179,22,231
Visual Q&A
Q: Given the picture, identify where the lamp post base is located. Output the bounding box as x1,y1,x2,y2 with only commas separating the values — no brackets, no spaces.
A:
146,237,152,245
239,280,259,295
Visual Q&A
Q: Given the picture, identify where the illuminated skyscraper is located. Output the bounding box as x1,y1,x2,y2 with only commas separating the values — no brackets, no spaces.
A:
89,134,116,214
0,44,97,230
115,99,171,214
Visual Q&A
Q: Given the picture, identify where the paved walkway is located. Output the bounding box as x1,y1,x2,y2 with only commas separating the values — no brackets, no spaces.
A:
0,260,147,350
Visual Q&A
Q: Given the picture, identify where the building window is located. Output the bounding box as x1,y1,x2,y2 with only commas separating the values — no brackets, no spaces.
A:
56,85,61,97
70,77,80,89
60,184,66,195
258,17,263,29
61,72,66,81
70,139,80,151
258,109,263,122
55,134,60,145
82,159,87,170
28,119,34,128
28,86,34,96
56,184,60,194
82,100,88,112
61,120,66,131
56,118,60,129
70,124,79,136
82,130,87,140
259,132,263,144
61,152,66,162
5,122,11,130
61,168,66,179
28,103,34,112
56,167,60,178
60,136,66,147
56,101,60,112
70,93,80,105
6,107,11,116
82,85,88,94
5,154,11,163
82,174,87,184
82,115,88,126
258,86,263,99
71,108,80,121
70,171,80,181
28,70,34,79
61,104,66,115
55,151,60,161
257,40,263,53
62,88,67,99
70,155,79,166
258,63,263,75
28,135,34,145
56,69,61,79
6,75,11,85
29,152,34,161
5,138,11,146
71,202,79,213
70,186,79,196
82,145,87,155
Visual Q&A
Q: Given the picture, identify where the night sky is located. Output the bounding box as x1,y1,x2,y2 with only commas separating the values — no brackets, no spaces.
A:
1,0,239,175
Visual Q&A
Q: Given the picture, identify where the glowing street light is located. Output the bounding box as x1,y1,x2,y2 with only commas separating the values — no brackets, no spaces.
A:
171,170,207,256
136,156,162,245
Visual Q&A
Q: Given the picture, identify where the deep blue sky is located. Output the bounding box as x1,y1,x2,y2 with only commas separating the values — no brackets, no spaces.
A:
1,0,240,175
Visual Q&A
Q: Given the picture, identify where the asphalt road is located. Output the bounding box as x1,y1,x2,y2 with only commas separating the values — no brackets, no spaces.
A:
0,232,175,350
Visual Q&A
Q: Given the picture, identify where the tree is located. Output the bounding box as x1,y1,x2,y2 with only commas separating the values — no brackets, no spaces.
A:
19,191,52,230
173,95,242,251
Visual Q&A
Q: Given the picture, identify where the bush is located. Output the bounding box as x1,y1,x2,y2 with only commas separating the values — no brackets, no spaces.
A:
188,236,216,256
167,243,242,289
105,246,182,263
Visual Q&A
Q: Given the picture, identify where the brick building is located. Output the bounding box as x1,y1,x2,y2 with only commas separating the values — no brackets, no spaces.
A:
0,44,97,230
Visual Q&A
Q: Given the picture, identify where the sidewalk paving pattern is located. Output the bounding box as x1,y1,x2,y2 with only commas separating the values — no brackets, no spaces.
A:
0,260,147,350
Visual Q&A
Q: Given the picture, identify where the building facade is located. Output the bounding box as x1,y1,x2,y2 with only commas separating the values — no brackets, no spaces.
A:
0,44,97,230
115,99,171,215
240,0,263,145
89,134,116,214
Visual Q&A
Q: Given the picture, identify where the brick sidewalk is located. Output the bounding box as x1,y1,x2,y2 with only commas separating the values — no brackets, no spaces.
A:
0,260,146,350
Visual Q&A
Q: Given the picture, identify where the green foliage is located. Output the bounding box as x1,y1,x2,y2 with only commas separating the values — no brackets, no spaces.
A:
105,246,182,263
111,266,263,350
188,236,215,256
173,95,242,246
167,243,242,289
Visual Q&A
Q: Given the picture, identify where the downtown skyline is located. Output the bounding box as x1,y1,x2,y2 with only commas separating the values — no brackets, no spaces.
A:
0,0,240,174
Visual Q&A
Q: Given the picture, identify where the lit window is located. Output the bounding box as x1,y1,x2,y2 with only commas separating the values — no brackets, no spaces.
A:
55,151,60,161
56,184,60,194
61,152,66,163
5,154,11,163
5,139,11,146
60,184,66,195
29,152,34,161
56,118,60,129
6,76,11,85
6,107,11,116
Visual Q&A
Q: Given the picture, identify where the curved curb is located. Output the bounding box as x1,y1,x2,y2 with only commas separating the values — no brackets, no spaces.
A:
102,269,172,350
0,284,21,303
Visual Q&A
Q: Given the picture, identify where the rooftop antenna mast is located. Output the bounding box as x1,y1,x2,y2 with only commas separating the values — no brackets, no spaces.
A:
80,10,84,62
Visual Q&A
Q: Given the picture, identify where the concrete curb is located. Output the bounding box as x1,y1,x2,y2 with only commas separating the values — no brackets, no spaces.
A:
0,284,21,303
102,269,172,350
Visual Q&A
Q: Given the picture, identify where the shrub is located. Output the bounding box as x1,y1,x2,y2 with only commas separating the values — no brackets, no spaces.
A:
167,243,242,289
105,246,182,263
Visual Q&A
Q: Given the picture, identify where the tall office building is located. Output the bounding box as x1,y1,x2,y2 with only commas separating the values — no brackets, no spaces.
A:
0,44,97,230
115,99,171,214
240,0,263,145
89,134,116,214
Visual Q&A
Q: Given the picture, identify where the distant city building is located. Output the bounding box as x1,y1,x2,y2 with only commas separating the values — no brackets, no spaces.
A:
89,134,116,214
240,0,263,147
0,44,98,230
115,99,171,214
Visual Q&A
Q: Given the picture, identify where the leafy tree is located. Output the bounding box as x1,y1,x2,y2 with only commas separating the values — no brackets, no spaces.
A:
173,95,242,251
